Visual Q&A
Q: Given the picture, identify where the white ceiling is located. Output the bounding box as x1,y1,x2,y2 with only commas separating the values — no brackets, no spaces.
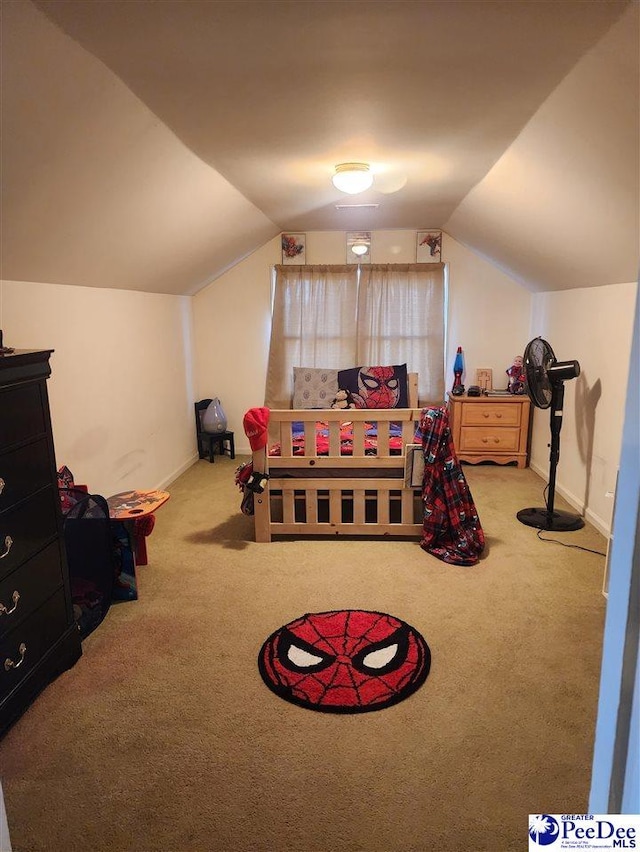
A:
1,0,638,295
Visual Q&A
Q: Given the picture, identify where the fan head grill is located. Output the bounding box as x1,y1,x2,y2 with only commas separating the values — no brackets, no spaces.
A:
524,337,556,409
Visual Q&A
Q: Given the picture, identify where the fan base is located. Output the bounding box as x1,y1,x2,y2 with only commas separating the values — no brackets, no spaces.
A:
517,507,585,532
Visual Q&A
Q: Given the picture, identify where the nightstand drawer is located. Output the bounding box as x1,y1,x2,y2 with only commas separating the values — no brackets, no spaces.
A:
0,590,69,701
458,426,521,453
0,488,59,580
461,403,521,427
0,542,65,640
0,439,52,512
0,383,47,451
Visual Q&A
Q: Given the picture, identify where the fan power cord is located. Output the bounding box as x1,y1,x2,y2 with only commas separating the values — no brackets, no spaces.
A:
535,528,607,556
537,484,606,555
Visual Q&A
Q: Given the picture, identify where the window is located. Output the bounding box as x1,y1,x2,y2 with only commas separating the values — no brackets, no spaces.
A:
265,263,445,408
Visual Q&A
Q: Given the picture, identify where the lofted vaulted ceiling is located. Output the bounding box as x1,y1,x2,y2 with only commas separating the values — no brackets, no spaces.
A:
1,0,638,295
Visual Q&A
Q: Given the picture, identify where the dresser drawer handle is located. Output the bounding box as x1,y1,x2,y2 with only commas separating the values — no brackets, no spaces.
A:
0,590,20,616
0,478,4,495
0,535,13,559
481,438,500,444
4,642,26,671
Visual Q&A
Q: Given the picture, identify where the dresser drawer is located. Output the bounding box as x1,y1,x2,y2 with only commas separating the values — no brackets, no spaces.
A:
0,488,60,580
459,426,521,453
0,542,65,640
0,438,52,512
0,383,47,451
0,590,69,701
461,403,521,427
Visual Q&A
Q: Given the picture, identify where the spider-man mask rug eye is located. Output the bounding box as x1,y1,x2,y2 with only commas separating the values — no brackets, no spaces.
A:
258,610,431,713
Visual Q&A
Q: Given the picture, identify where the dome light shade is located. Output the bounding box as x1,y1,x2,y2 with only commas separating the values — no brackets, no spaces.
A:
332,163,373,194
351,243,369,256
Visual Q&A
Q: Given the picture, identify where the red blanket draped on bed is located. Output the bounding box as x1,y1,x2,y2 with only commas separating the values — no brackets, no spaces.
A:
418,407,485,566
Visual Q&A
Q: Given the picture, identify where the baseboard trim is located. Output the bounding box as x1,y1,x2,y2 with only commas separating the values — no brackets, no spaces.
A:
529,461,611,538
156,453,199,491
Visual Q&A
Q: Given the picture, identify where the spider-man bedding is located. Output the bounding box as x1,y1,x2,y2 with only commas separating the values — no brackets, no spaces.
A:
268,420,407,457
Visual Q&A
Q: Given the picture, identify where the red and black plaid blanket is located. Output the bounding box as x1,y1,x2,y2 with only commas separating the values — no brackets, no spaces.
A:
418,407,485,566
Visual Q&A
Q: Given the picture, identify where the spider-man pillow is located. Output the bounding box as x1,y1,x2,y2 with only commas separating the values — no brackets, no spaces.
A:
337,364,408,409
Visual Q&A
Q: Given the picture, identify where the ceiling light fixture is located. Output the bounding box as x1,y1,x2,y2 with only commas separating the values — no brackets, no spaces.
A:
332,162,374,195
346,231,371,264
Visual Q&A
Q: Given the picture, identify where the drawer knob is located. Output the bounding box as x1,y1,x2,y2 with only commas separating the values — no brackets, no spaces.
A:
4,642,26,671
0,535,13,559
0,590,20,616
0,478,4,495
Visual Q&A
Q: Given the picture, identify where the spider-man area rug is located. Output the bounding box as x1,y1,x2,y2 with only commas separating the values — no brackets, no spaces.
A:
258,609,431,713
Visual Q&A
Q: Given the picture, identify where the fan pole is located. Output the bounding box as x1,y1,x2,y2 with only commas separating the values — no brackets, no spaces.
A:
517,382,585,532
546,383,564,519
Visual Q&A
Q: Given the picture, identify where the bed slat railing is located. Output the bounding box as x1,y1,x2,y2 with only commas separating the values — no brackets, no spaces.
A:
264,477,422,536
266,408,421,462
352,420,365,455
279,421,293,457
376,420,390,456
353,488,366,525
329,420,341,456
304,419,318,457
329,490,342,525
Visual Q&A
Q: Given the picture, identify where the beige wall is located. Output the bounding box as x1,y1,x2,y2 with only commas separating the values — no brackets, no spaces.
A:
0,279,196,497
530,281,638,534
192,239,280,450
444,235,531,388
193,230,532,453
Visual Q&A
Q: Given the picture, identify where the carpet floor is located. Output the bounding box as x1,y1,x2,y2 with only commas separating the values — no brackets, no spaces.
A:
0,457,608,852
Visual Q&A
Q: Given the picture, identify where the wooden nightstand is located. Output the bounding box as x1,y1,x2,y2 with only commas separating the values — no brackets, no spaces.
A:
447,393,532,468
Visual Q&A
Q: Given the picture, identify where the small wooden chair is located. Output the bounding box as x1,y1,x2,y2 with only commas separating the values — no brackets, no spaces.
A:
194,400,235,463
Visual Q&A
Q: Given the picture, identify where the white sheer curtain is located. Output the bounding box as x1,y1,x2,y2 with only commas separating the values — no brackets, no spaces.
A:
265,265,358,408
358,264,445,404
265,262,445,408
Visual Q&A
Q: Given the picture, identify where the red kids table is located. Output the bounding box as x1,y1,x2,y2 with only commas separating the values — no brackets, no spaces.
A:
106,490,170,600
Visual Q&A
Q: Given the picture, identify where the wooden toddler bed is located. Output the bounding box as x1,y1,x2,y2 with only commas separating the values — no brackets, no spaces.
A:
249,374,424,542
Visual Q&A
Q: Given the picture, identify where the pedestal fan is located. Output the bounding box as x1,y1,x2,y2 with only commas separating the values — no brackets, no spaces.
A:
517,336,585,531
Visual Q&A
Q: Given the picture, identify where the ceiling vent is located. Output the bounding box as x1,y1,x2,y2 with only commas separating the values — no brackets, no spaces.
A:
335,203,380,210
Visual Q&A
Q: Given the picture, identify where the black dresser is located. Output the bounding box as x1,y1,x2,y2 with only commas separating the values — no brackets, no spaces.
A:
0,350,81,735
